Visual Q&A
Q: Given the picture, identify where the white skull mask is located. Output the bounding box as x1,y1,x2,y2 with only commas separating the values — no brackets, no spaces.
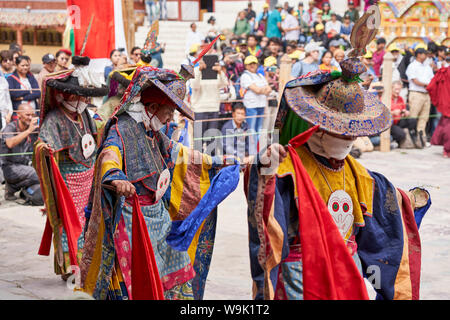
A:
155,169,170,203
327,190,354,239
81,134,96,159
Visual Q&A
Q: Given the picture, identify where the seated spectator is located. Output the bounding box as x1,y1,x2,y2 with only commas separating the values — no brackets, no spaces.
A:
233,11,251,38
237,38,250,58
325,12,341,34
286,41,298,55
54,48,72,72
321,2,332,22
319,50,338,71
390,80,418,148
7,56,41,118
206,16,221,47
240,55,271,135
0,50,15,78
291,42,321,78
259,36,269,51
222,47,244,86
221,103,254,165
0,68,13,129
0,103,42,205
333,48,346,65
266,37,283,66
247,34,263,58
230,37,239,51
312,23,328,47
344,0,360,23
36,53,56,89
129,46,142,64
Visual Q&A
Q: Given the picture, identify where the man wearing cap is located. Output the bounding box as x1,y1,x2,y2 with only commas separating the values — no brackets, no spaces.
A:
255,3,270,37
312,23,328,47
344,1,360,23
405,47,434,148
244,13,430,300
36,53,56,89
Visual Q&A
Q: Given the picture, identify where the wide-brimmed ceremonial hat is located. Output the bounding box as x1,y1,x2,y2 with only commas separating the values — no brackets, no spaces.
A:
276,58,391,137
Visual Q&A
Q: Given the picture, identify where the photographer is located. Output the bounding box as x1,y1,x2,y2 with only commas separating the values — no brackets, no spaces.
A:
0,103,42,204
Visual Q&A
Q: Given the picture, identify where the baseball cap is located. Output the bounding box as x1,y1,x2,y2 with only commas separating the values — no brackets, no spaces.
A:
244,55,258,65
363,50,373,59
189,43,200,54
238,38,247,46
315,23,325,31
42,53,56,64
263,3,269,8
317,9,323,15
329,40,341,48
264,56,277,67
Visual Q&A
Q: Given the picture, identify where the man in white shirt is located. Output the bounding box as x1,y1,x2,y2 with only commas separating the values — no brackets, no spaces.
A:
282,7,300,42
186,23,205,54
405,47,435,148
325,12,341,34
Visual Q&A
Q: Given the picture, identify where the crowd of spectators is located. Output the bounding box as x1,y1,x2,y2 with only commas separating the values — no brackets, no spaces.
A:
183,0,450,161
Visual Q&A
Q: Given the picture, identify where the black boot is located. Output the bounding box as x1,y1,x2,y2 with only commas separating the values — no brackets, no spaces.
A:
4,183,17,201
418,130,425,149
409,128,420,148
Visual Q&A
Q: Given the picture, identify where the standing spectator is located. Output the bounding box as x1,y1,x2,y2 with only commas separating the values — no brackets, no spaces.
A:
54,49,71,72
240,55,271,135
222,47,244,84
186,22,205,54
281,1,290,15
244,1,256,21
360,50,377,89
282,7,300,43
266,4,283,38
190,58,229,153
325,12,341,34
0,103,41,203
372,37,386,78
321,2,332,22
436,46,449,69
291,42,320,78
144,0,157,25
129,46,142,64
159,0,167,20
311,23,328,47
221,103,254,164
390,81,418,148
344,1,360,23
406,47,434,148
262,56,279,131
233,11,251,39
255,3,270,37
247,34,263,58
296,2,310,43
7,56,40,115
104,49,122,81
340,14,354,42
206,16,221,48
0,50,15,78
150,42,166,68
0,69,12,128
319,50,338,71
36,53,56,89
305,0,319,25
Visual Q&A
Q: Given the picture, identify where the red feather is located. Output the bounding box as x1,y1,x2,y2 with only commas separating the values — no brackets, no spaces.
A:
193,35,221,65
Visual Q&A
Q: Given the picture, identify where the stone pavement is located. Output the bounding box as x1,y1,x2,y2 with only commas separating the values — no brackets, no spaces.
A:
0,145,449,300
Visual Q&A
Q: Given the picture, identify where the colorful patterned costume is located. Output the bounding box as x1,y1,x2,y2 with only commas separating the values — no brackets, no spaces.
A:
244,50,431,299
34,61,108,277
80,66,239,300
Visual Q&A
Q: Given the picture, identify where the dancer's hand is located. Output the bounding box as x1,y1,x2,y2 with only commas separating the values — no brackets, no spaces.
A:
111,180,136,198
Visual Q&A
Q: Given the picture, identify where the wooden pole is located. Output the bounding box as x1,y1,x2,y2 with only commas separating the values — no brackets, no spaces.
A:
380,51,394,152
278,53,292,103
